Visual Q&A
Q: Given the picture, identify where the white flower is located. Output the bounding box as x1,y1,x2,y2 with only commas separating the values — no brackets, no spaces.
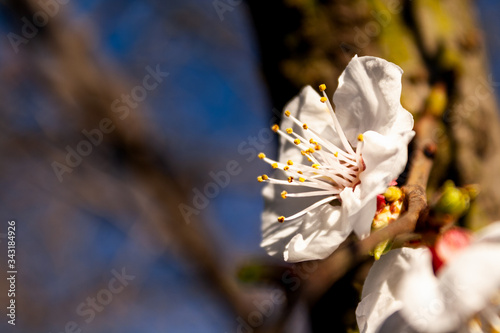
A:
356,222,500,333
258,56,415,262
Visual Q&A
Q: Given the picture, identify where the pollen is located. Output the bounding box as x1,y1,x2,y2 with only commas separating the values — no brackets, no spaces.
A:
262,174,269,180
299,177,305,182
294,139,301,145
272,163,279,169
272,124,279,132
281,191,288,199
312,164,320,169
287,160,293,165
320,97,327,103
307,148,315,154
302,124,308,130
257,176,263,182
301,150,307,156
284,166,290,171
297,171,303,174
319,84,326,91
288,176,294,183
334,152,339,157
258,153,266,159
284,110,291,117
286,128,293,134
309,138,316,144
315,144,322,151
278,216,285,223
357,133,364,141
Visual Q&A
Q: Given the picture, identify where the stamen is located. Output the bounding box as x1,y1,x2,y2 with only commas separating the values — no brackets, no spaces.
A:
320,97,327,103
287,160,293,165
281,191,288,199
272,124,279,133
281,196,338,221
321,90,356,155
284,110,291,117
278,216,285,223
286,128,293,134
319,84,326,91
303,124,308,130
258,153,265,159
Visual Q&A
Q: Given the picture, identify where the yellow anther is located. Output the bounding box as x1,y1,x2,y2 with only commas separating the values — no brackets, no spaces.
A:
258,153,266,159
286,128,293,134
334,152,339,157
272,124,279,132
287,176,294,183
357,133,364,141
293,139,301,145
272,163,278,169
283,166,290,171
281,191,288,199
287,160,293,166
284,110,291,117
384,186,403,202
309,138,316,144
307,158,312,162
312,164,320,169
297,171,303,174
319,84,326,91
262,174,269,180
315,144,322,151
307,148,315,154
299,177,305,182
301,150,307,156
320,97,327,103
257,176,263,182
278,216,285,223
302,124,308,130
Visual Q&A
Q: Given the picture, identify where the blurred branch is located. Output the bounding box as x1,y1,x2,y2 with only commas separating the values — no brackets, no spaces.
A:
4,0,255,324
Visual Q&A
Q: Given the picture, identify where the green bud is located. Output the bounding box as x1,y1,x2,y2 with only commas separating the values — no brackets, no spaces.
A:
433,180,470,217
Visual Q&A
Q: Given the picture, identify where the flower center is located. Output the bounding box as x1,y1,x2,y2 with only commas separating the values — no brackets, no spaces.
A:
257,84,365,223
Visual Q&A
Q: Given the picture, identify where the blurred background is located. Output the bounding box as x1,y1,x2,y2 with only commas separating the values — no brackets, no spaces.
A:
0,0,499,332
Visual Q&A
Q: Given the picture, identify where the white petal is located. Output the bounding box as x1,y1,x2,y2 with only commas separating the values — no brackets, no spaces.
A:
360,130,414,202
435,243,500,325
398,248,461,333
333,56,414,144
474,221,500,243
340,186,376,239
260,181,351,262
356,247,427,333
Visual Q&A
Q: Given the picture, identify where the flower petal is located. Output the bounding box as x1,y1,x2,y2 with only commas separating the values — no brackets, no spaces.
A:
360,130,414,202
434,243,500,328
398,248,461,333
260,180,351,262
333,56,413,144
356,247,427,333
340,187,376,240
